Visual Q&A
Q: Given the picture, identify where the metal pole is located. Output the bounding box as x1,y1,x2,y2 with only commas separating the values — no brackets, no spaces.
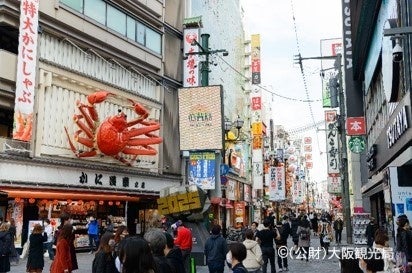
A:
201,33,210,87
336,53,353,244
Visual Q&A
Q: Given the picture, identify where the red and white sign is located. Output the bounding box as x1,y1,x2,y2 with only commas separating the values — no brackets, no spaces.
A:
346,117,366,135
13,0,40,142
325,110,340,175
183,28,200,87
306,161,313,169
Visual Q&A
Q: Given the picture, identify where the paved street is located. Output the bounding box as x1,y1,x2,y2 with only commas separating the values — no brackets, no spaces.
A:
12,232,347,273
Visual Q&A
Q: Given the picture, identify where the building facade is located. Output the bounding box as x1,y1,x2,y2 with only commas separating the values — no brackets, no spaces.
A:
349,0,412,234
0,0,183,248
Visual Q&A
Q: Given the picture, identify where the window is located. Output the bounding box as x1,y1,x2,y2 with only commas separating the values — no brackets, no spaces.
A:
126,17,136,40
107,6,126,35
136,22,145,45
84,0,106,25
61,0,83,12
146,27,161,54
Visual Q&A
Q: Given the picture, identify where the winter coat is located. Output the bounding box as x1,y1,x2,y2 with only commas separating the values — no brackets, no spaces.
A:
153,255,172,273
50,238,72,273
27,232,47,270
297,226,311,247
92,251,117,273
204,234,228,264
0,231,12,272
242,239,263,270
290,218,300,241
232,262,249,273
165,247,185,273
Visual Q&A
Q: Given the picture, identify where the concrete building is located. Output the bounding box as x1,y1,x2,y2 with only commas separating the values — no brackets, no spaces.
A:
348,0,412,234
0,0,183,248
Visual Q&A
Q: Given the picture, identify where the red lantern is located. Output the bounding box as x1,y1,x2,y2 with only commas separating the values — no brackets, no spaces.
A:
29,198,36,204
14,197,21,203
67,199,72,204
90,200,96,206
99,200,104,205
53,199,59,205
78,200,83,205
115,201,121,206
108,201,113,206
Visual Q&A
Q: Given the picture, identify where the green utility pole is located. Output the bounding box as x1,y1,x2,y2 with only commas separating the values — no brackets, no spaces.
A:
185,33,228,87
294,53,352,244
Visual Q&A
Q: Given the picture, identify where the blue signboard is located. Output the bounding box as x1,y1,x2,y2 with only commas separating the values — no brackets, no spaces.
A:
188,151,216,190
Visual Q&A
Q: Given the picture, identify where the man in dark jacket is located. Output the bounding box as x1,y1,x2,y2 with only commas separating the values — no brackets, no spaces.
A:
290,214,300,254
365,218,378,248
204,224,228,273
164,231,185,273
256,218,278,273
144,229,173,273
333,217,344,244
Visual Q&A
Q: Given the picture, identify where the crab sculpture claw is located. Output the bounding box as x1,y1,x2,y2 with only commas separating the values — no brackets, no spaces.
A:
87,91,115,105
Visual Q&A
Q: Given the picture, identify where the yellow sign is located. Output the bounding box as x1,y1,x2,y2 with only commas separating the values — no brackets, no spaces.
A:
252,122,262,135
157,191,201,215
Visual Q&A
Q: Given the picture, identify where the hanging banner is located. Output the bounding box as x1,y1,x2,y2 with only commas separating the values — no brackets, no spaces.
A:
234,201,246,224
183,27,200,87
269,166,285,201
13,0,40,142
188,151,216,190
292,180,304,204
325,110,340,174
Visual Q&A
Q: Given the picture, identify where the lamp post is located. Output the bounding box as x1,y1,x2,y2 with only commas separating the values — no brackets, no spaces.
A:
221,115,244,238
185,33,229,87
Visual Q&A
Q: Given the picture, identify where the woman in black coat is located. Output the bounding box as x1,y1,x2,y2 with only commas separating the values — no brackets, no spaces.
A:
0,222,13,273
92,232,117,273
26,224,47,273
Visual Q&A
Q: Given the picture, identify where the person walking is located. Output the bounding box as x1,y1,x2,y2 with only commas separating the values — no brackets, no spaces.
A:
297,218,311,262
395,215,412,272
26,224,47,273
256,218,279,273
86,215,99,254
92,232,117,273
164,232,185,273
290,214,300,255
113,225,129,258
50,224,73,273
275,220,290,271
333,217,344,245
0,222,12,273
204,224,228,273
319,218,332,253
365,217,378,248
8,218,19,266
43,219,54,260
143,228,172,273
173,220,192,273
54,213,78,272
116,236,156,273
242,229,262,273
227,243,249,273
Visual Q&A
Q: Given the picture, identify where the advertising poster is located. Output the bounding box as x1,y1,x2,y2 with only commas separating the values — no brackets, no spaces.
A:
188,151,216,190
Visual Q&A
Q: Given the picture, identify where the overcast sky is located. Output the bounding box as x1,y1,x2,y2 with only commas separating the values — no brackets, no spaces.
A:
241,0,343,182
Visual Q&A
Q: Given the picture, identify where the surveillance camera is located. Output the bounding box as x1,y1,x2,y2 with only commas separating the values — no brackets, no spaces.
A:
393,43,403,62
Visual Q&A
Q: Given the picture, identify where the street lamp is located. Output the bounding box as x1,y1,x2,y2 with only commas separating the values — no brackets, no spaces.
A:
221,115,244,238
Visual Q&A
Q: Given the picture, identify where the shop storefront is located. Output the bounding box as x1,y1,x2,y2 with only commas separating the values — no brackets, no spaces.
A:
0,158,180,248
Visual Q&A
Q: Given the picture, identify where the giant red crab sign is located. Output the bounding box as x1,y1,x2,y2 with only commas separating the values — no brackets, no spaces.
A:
64,91,162,166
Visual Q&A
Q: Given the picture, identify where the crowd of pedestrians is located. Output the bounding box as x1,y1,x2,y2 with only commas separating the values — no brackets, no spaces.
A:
0,211,411,273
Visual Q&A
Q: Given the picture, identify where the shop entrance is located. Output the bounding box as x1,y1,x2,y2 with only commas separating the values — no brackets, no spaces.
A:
370,191,385,227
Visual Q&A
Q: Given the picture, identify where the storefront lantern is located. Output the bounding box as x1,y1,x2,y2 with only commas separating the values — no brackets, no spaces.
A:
67,199,72,205
90,200,96,206
115,201,120,206
53,199,59,205
29,198,36,204
78,200,83,205
108,201,113,206
14,197,21,203
99,200,104,205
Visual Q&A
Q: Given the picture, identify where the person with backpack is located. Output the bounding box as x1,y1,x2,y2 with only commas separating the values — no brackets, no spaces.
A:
297,218,311,262
319,218,332,253
0,222,12,273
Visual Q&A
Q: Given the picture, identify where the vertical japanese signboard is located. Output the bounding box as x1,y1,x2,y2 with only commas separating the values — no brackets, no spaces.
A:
269,166,285,201
188,151,216,190
325,110,340,174
251,34,261,84
320,39,342,108
183,27,200,87
251,87,263,189
13,0,40,142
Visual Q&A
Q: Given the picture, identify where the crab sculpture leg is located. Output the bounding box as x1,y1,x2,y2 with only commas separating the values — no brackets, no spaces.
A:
65,91,114,157
117,99,163,162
